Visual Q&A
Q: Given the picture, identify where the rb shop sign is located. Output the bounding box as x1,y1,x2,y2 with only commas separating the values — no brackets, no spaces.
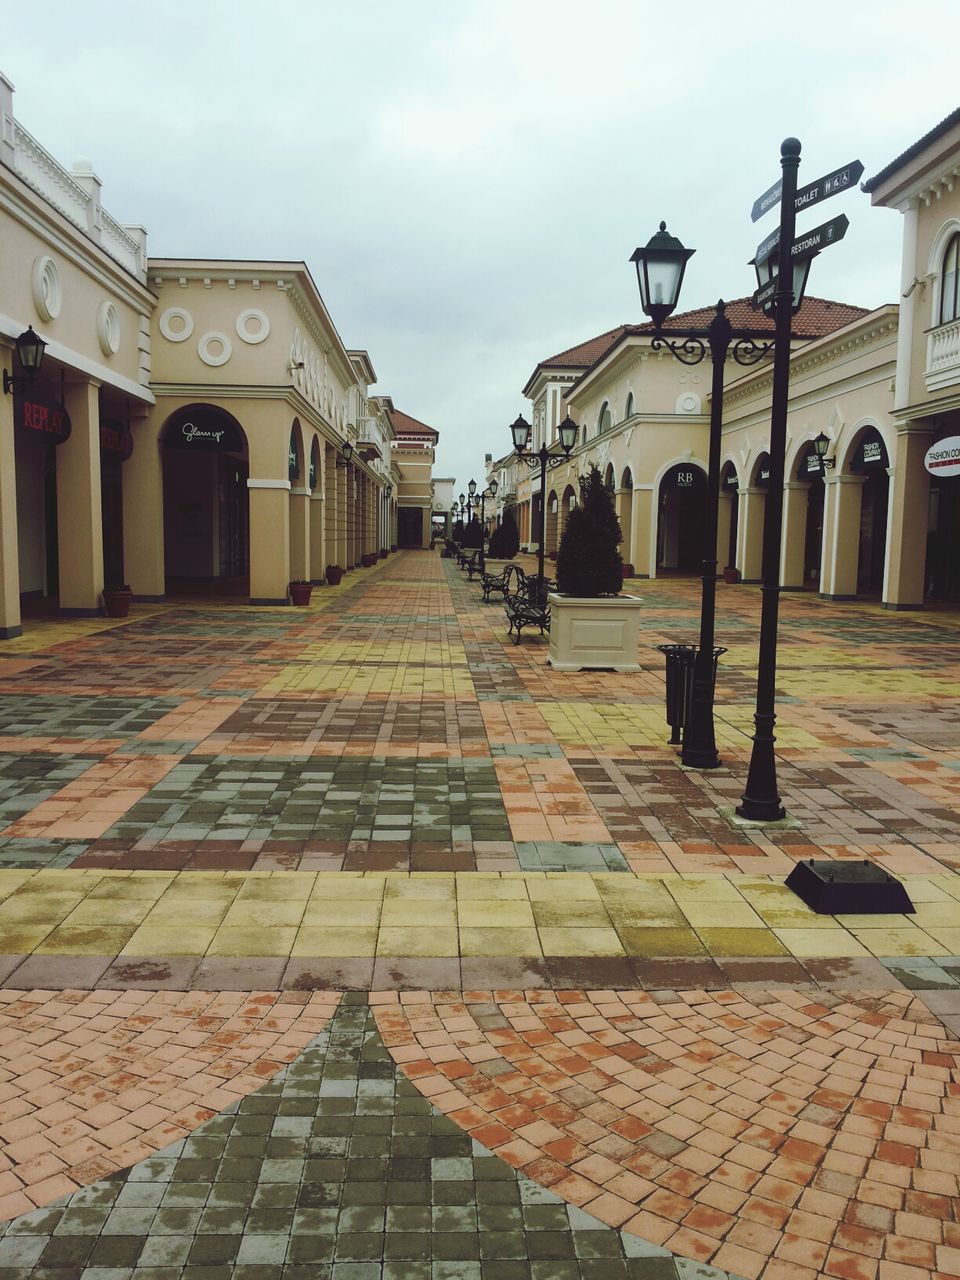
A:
925,436,960,478
14,384,71,446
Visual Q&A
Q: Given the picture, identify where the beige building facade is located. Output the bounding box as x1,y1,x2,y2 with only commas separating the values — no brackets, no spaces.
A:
1,71,438,635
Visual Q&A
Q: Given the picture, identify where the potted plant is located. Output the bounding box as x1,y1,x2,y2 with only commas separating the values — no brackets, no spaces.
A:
723,566,741,584
485,511,520,575
103,583,133,618
289,579,313,605
548,466,643,671
325,564,344,586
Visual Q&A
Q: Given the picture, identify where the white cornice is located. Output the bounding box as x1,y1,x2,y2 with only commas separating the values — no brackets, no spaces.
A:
0,310,154,402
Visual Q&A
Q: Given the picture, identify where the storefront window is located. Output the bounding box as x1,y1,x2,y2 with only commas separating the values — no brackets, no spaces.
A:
940,232,959,325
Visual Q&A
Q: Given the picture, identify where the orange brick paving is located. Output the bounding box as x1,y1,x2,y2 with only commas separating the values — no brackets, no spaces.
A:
373,988,960,1280
0,988,338,1220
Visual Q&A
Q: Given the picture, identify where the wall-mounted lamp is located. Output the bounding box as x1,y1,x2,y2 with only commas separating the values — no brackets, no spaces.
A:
287,360,305,375
385,483,393,498
812,431,835,476
3,326,47,395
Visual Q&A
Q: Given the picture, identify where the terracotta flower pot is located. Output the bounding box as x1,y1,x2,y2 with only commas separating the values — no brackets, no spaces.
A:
289,581,313,605
325,566,344,586
103,587,132,618
723,567,741,584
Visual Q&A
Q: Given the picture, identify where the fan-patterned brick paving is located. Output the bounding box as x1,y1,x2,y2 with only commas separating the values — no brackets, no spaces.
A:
0,987,338,1220
373,987,960,1280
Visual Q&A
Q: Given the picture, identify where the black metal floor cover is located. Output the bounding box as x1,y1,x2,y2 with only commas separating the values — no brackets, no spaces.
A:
786,858,916,914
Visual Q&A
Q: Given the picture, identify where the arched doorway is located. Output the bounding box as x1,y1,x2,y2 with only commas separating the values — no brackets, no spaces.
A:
161,404,249,593
740,453,769,583
657,463,706,573
851,429,889,594
719,462,739,573
561,484,577,543
796,443,825,588
545,490,559,557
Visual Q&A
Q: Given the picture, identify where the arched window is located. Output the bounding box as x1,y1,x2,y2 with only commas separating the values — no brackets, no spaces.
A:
625,392,634,418
598,402,612,436
941,232,960,325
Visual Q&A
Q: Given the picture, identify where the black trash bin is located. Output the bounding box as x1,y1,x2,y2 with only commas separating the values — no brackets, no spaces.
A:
655,644,726,745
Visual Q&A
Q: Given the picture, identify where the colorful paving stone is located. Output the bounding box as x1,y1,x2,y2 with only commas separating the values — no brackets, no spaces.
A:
0,551,958,1275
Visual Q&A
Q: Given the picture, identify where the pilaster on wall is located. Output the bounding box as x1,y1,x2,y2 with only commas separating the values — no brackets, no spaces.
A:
248,482,290,604
122,416,165,599
780,481,811,590
0,384,21,638
324,447,337,574
884,424,934,608
336,462,347,569
310,481,325,585
289,488,310,583
738,488,765,582
631,486,653,577
58,380,104,616
821,473,866,598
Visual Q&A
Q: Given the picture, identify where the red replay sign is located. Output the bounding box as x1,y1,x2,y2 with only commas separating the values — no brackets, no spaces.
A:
14,385,72,445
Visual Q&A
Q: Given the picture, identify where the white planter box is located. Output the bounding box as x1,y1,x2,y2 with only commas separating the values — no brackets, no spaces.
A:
547,592,643,671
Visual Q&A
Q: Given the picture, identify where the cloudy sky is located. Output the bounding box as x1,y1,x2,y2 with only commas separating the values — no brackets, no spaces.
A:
4,1,957,488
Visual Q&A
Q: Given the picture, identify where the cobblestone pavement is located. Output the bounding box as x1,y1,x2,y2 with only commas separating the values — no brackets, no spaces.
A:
0,551,958,1278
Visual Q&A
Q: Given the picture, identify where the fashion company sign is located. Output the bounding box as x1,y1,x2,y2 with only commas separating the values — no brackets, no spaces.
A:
925,436,960,478
14,384,72,445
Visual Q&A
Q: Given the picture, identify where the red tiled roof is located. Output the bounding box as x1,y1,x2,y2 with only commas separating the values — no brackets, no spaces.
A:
388,409,439,439
633,294,870,340
539,325,632,369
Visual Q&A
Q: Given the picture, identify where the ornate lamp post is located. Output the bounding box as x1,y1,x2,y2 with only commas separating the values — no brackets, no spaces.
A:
477,478,498,569
630,222,789,769
509,414,578,585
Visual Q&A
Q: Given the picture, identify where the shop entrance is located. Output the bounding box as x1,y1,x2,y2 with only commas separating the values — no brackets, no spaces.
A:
926,475,960,601
852,429,889,594
397,506,423,548
161,404,249,594
13,378,71,613
720,463,739,571
797,446,825,587
657,463,706,573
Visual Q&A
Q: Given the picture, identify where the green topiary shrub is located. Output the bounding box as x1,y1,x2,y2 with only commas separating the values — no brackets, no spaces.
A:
452,520,465,541
488,511,520,559
463,517,484,549
555,465,622,596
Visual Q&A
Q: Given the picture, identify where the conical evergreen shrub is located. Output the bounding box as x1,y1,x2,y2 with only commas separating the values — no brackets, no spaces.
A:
488,510,520,559
555,465,622,596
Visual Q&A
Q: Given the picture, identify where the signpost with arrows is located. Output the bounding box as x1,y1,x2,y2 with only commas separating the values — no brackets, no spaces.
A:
736,142,861,824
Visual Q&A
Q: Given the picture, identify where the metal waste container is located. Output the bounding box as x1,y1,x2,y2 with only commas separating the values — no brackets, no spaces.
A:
655,644,726,745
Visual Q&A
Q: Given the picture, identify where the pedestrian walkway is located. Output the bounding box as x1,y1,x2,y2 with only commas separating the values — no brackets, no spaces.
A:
0,550,957,1279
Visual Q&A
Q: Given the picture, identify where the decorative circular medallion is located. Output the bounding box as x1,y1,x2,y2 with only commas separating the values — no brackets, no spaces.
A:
31,256,62,322
678,392,700,413
159,307,194,342
235,308,270,344
197,331,232,367
96,301,121,356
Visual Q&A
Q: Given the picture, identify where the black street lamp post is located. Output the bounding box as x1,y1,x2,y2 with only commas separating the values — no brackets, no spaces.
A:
509,414,578,586
477,479,498,569
630,224,781,769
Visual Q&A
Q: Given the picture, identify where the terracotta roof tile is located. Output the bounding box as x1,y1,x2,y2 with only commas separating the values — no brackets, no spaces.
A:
388,408,439,439
539,325,632,369
632,294,870,340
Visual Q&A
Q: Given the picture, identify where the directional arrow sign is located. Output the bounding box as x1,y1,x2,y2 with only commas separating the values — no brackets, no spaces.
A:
754,213,849,271
752,278,778,310
751,159,864,222
751,178,783,224
794,160,864,215
790,213,849,261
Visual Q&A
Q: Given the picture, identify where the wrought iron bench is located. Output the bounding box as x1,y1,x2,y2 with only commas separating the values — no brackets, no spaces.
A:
504,573,553,643
480,562,524,604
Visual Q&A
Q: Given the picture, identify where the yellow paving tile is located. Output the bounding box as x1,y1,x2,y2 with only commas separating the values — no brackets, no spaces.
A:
536,927,624,956
35,925,138,954
696,928,789,957
206,926,299,957
222,900,308,928
121,924,219,955
61,898,154,927
677,902,765,928
380,899,457,927
851,927,948,957
459,927,542,956
529,901,610,928
235,873,317,900
772,928,871,958
525,876,601,900
376,926,458,956
291,926,378,957
457,899,536,929
309,877,386,900
301,899,382,926
144,899,232,926
0,925,57,953
923,927,960,950
455,878,530,900
383,878,456,900
618,927,705,957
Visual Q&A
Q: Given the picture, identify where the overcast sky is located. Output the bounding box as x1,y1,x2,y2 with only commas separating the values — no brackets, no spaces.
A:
4,1,957,489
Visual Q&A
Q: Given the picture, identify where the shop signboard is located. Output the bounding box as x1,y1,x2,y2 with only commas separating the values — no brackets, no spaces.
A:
663,464,705,491
924,436,960,478
99,419,134,461
14,383,71,445
854,434,888,471
164,410,243,453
